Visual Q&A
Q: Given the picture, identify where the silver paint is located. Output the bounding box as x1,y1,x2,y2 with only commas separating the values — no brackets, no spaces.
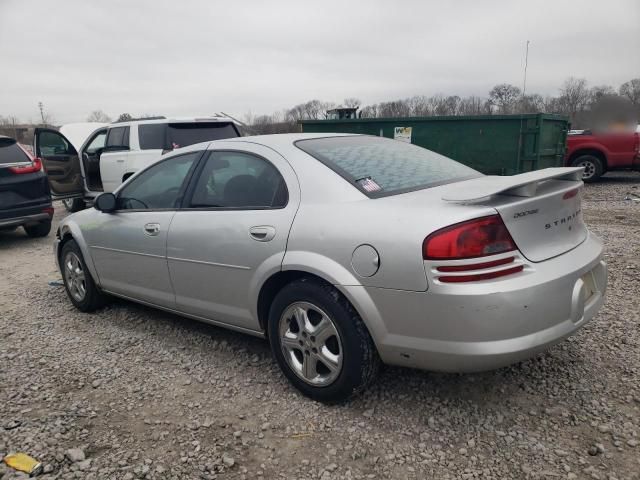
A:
54,133,607,373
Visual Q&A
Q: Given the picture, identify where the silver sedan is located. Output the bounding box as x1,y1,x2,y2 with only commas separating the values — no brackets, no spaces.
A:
54,134,607,402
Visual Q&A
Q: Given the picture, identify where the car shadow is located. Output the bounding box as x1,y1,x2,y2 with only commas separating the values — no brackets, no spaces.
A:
597,172,640,184
91,294,591,411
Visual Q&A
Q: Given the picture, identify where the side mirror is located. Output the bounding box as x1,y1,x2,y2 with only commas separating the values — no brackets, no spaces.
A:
94,193,117,213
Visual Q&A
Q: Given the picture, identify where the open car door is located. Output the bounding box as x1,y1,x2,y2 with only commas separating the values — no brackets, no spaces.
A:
34,128,84,200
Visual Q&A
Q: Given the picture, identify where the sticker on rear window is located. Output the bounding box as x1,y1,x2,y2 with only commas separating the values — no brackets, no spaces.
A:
356,177,382,193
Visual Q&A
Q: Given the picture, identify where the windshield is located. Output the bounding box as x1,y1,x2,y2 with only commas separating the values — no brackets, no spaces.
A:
296,135,481,197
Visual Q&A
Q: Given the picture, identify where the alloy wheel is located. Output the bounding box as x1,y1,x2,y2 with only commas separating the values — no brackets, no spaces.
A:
64,252,86,302
278,301,343,386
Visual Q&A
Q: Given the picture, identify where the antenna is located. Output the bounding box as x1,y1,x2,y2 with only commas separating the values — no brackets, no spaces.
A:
516,40,530,173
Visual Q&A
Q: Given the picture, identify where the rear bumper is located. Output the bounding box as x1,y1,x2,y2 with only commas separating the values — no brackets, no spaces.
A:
0,211,51,228
343,232,607,372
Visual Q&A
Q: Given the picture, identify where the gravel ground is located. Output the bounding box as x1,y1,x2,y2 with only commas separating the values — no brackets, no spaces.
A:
1,173,639,480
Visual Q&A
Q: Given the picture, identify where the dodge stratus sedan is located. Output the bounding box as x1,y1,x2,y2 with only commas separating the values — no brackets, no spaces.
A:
54,134,607,401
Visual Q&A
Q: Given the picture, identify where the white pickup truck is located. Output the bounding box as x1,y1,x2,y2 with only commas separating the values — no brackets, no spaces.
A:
35,116,241,211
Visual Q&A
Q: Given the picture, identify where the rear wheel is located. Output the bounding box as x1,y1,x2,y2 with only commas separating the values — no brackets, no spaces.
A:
24,220,51,238
571,155,603,183
60,239,105,311
62,198,86,212
268,278,380,402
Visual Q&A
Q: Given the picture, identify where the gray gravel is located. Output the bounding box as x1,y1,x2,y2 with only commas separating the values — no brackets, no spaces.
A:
1,172,639,480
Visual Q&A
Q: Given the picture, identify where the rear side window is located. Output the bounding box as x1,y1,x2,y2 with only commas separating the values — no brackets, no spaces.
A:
138,124,166,150
0,138,30,164
296,136,481,198
189,151,287,208
167,123,238,149
106,127,130,148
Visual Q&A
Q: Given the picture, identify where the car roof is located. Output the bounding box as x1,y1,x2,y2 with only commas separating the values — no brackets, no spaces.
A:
113,116,237,127
215,132,359,149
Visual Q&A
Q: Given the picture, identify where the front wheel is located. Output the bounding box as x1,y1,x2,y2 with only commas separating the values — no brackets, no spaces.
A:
571,155,603,183
268,278,380,402
60,239,105,312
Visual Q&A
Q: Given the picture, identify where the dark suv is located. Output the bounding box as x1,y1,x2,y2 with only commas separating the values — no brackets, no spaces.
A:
0,136,53,237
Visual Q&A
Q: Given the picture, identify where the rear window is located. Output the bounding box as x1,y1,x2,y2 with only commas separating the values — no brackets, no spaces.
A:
0,138,30,164
138,124,166,150
296,136,480,198
167,123,238,149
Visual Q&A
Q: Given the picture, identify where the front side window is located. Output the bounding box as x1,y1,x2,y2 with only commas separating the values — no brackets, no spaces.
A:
189,151,287,208
116,151,201,210
38,131,74,156
296,135,481,198
85,131,106,153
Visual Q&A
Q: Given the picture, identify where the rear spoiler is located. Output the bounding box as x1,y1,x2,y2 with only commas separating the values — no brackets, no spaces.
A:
442,167,584,203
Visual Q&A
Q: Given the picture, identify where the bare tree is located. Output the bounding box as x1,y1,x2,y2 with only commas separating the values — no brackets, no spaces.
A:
558,77,590,119
516,94,545,113
589,85,616,106
488,84,522,114
619,78,640,105
117,113,133,122
359,104,379,118
87,110,112,123
458,96,486,115
343,97,361,108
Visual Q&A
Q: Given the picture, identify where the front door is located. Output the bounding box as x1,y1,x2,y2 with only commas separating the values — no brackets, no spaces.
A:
83,150,203,307
167,143,299,331
34,128,84,200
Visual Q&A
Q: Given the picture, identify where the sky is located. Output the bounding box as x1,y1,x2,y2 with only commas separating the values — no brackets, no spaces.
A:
0,0,638,124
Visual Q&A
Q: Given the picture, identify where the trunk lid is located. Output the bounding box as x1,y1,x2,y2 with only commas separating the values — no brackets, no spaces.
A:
441,168,587,262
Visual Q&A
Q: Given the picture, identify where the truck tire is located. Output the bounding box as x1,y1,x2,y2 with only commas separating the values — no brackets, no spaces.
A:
62,198,86,212
571,155,603,183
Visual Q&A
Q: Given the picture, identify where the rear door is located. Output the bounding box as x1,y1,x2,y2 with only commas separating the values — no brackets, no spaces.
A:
99,126,130,192
34,128,84,200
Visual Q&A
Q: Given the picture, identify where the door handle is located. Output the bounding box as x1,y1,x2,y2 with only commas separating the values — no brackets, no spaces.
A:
249,226,276,242
116,159,125,163
144,223,160,236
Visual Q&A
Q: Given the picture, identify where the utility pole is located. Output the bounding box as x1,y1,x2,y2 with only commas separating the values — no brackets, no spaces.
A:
38,102,45,125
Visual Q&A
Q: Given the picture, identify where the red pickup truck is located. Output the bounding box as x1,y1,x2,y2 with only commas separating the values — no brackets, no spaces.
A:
565,130,640,182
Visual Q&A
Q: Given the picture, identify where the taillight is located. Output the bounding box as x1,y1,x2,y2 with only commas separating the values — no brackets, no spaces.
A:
423,215,517,260
43,207,54,217
8,157,42,174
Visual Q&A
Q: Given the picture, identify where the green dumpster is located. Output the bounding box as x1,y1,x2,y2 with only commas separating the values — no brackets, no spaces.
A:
300,113,569,175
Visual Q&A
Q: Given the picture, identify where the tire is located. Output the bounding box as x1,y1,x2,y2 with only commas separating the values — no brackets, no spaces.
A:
571,155,603,183
24,220,51,238
268,278,380,402
62,198,86,212
60,239,105,312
